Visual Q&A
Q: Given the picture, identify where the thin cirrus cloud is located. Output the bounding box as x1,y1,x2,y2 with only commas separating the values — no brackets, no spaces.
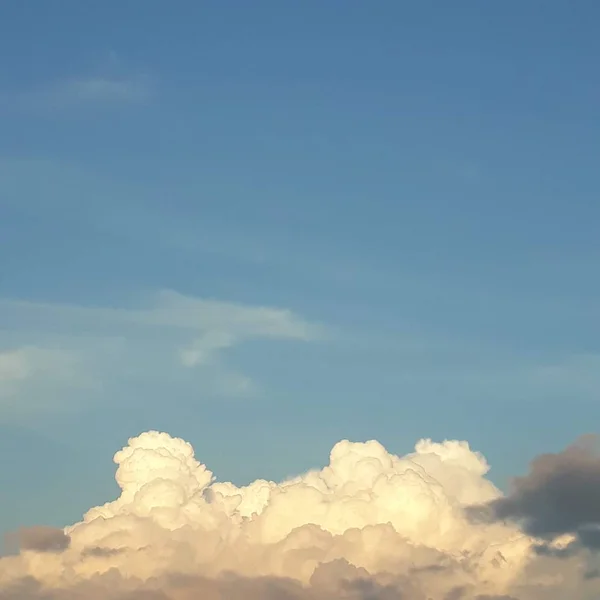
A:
0,346,78,386
52,74,152,104
0,290,323,419
0,346,85,410
1,73,153,111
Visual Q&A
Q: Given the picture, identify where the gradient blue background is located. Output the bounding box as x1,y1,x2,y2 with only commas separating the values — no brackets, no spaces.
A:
1,2,599,537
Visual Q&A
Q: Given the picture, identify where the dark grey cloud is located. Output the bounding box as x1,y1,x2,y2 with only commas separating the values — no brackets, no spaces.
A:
444,587,466,600
467,435,600,550
0,577,51,600
443,588,520,600
81,546,124,558
4,526,70,554
0,570,523,600
531,541,579,558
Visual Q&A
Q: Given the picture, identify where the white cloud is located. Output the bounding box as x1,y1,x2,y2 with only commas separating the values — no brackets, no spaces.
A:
142,290,320,340
1,290,321,341
0,291,323,418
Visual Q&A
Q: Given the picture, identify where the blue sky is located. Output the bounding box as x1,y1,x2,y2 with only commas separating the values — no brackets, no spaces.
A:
1,2,599,536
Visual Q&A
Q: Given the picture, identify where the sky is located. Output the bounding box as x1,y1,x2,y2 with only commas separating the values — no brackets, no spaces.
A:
1,0,600,550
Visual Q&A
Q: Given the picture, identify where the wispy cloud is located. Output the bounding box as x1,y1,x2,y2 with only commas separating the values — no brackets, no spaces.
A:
51,75,152,104
1,290,321,342
0,348,31,382
0,346,83,389
0,346,88,417
180,331,237,368
1,73,153,111
0,291,323,420
383,352,600,404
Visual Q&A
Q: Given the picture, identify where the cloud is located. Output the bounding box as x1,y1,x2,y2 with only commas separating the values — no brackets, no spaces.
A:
4,527,70,555
0,349,31,382
179,331,236,367
0,74,152,111
0,571,411,600
0,347,78,385
528,354,600,397
55,75,151,104
0,291,322,417
1,290,320,341
467,435,600,555
3,431,599,599
0,346,85,414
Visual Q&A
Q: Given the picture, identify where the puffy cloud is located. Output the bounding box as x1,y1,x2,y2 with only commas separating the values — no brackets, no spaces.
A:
1,432,598,599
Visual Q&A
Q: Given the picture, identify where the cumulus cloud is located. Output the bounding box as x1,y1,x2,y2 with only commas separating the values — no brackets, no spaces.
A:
2,431,598,599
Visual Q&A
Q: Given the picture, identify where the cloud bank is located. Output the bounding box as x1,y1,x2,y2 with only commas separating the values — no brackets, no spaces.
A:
2,432,598,599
